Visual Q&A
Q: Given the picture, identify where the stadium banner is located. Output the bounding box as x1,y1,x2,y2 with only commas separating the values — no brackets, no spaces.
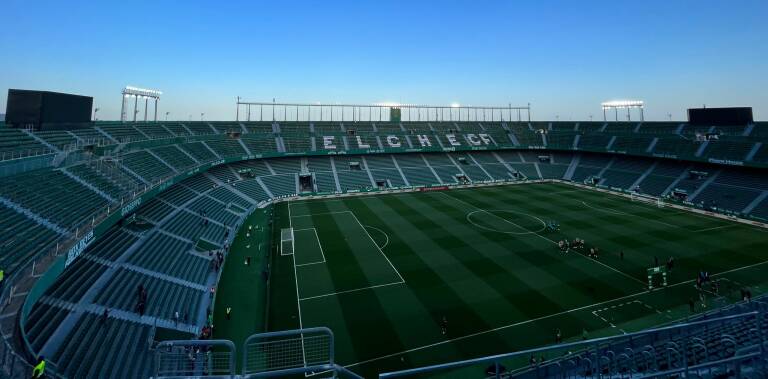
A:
419,186,449,192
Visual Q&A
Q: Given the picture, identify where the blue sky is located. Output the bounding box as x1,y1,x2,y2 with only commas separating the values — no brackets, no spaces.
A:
1,0,766,121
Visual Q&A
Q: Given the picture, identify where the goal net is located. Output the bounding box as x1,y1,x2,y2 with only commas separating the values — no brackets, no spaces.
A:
647,266,668,290
631,192,665,208
281,228,294,256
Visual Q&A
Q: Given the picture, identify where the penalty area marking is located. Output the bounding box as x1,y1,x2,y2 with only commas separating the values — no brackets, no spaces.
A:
295,210,405,301
294,227,327,267
581,200,747,233
579,200,680,229
364,225,390,250
591,299,671,332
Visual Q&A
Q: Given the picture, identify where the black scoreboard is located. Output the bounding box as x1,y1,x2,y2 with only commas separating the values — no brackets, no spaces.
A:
687,107,753,126
5,89,93,129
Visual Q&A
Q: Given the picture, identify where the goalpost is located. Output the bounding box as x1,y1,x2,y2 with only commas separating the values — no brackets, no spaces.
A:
281,228,295,256
647,266,668,290
631,192,665,208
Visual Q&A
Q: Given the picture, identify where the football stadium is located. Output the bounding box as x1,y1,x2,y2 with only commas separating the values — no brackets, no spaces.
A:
2,2,768,378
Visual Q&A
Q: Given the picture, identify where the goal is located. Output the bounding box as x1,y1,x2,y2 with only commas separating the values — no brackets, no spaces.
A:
631,192,665,208
647,266,668,290
280,228,294,256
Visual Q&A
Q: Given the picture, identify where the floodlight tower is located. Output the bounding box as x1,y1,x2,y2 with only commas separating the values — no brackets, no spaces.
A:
601,100,644,122
121,86,162,122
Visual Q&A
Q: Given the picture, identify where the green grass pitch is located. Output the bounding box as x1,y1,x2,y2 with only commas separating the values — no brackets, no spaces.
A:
215,182,768,376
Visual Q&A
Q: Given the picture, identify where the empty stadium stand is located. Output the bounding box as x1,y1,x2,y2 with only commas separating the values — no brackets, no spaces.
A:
1,119,767,378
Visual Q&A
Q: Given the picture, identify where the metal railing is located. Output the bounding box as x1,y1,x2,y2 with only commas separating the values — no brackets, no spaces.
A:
242,327,362,379
379,311,765,378
155,339,237,378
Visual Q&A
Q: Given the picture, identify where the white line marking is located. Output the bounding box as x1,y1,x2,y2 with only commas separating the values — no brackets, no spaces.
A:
294,261,325,267
349,211,406,284
299,281,405,301
442,191,646,286
364,225,390,250
441,191,550,241
287,201,309,367
692,224,739,233
291,210,354,218
293,228,327,267
580,200,680,229
465,209,546,235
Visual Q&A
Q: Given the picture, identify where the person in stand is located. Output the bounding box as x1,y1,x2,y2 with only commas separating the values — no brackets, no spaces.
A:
101,308,109,326
31,356,46,379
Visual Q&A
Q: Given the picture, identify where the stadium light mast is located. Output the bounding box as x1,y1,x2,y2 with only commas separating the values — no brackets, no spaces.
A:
121,86,162,122
601,100,644,122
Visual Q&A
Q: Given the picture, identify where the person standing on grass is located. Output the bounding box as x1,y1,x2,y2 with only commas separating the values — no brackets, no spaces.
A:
555,328,562,344
440,316,448,336
689,298,695,313
226,307,232,320
581,328,588,340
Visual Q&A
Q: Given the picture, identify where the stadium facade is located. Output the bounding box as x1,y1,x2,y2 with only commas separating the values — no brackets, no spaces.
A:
0,111,767,378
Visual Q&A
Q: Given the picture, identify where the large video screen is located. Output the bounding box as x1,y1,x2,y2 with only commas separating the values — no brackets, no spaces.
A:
5,89,92,126
41,91,92,123
687,107,753,125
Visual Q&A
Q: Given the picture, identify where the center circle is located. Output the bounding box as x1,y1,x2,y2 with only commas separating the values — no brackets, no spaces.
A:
466,210,547,235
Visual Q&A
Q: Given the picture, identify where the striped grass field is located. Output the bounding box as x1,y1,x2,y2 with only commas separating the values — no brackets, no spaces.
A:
222,182,768,377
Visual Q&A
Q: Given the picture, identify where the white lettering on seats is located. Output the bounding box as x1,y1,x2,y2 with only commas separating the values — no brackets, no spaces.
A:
323,136,336,149
386,135,401,148
356,135,370,149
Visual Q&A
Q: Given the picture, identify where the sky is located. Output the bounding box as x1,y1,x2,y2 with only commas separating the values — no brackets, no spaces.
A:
1,0,766,121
